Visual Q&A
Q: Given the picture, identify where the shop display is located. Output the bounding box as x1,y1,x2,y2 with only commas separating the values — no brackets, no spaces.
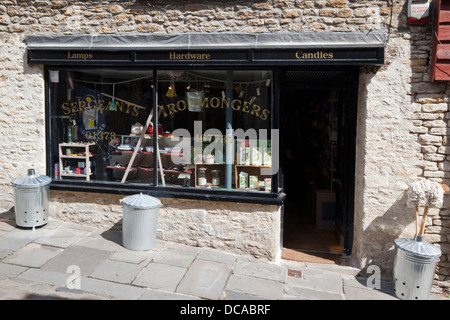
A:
264,178,272,192
240,147,250,165
186,91,205,112
49,68,273,192
211,170,220,186
58,142,95,181
194,163,225,188
249,175,258,189
239,171,248,189
252,148,262,166
131,122,144,134
197,167,207,186
263,148,272,166
106,134,189,183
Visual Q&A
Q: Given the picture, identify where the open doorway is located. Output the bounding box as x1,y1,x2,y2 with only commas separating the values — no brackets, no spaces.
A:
280,68,358,264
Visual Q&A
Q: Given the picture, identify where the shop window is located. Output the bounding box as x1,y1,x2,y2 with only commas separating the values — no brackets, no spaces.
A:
48,68,275,193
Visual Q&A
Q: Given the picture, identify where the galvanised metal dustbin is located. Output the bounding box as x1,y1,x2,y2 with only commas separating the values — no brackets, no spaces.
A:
392,236,442,300
11,169,51,229
121,193,162,251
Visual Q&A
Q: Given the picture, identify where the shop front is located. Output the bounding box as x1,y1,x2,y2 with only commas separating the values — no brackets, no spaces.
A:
25,33,386,261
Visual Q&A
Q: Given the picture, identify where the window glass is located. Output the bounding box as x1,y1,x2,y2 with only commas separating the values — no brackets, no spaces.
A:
49,68,274,192
157,70,273,191
49,68,155,184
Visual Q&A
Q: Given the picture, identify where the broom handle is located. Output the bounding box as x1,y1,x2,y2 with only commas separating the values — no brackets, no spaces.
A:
415,205,419,236
418,206,429,237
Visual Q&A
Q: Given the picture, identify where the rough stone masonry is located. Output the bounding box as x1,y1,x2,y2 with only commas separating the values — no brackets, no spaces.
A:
0,0,448,293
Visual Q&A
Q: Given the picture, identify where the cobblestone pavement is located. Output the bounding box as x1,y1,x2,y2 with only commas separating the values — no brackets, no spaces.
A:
0,217,447,302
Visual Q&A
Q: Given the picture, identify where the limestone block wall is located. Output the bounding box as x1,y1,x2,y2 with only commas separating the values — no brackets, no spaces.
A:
49,190,282,260
355,25,450,293
0,32,45,210
0,0,448,292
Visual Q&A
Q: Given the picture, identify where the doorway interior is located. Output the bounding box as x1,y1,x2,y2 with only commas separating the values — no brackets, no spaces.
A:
280,68,357,264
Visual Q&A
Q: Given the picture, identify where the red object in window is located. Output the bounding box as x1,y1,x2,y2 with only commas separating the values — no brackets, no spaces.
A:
146,125,163,135
430,0,450,81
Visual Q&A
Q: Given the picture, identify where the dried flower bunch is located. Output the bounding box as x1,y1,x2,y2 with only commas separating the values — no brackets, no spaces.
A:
407,179,444,209
406,179,447,237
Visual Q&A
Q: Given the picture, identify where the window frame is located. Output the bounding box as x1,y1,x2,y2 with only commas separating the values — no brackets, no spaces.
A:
45,65,284,205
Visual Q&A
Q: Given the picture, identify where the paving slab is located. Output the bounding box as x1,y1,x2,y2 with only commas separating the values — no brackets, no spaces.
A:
225,274,284,300
284,284,344,300
0,211,15,221
343,284,397,300
287,267,344,294
18,267,71,288
0,227,48,251
233,257,287,283
342,276,397,300
80,276,146,300
0,276,108,300
0,248,12,260
110,248,158,265
176,259,232,299
41,245,111,276
196,248,237,265
166,242,201,254
343,275,394,294
3,244,62,268
132,262,187,292
34,225,89,248
89,259,145,284
34,219,64,230
153,246,198,268
139,289,200,300
0,220,15,231
74,235,123,252
0,262,28,278
224,290,267,300
60,221,98,233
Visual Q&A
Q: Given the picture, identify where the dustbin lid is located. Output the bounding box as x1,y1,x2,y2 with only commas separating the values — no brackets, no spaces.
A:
122,193,162,209
11,169,51,188
394,238,442,258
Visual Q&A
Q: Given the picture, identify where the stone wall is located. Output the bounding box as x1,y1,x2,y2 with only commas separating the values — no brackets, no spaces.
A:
0,0,389,34
0,0,448,292
355,24,450,293
0,32,45,210
49,190,281,260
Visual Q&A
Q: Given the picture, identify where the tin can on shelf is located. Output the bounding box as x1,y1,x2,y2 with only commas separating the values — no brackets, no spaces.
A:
264,178,271,192
211,170,220,186
239,172,248,189
249,176,258,189
198,167,207,186
54,163,60,179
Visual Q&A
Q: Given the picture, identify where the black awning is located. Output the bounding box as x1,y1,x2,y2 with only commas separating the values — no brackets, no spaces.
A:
26,32,387,66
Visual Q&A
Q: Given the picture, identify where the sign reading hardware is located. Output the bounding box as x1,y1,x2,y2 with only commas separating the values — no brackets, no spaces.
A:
135,50,249,62
169,51,211,60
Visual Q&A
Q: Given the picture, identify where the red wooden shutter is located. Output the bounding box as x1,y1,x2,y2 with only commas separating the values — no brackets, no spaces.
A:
431,0,450,81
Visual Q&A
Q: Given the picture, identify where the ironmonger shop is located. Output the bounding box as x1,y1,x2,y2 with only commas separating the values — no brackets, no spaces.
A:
25,33,386,262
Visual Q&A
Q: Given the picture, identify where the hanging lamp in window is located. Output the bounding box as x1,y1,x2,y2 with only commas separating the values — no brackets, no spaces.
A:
166,76,177,98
